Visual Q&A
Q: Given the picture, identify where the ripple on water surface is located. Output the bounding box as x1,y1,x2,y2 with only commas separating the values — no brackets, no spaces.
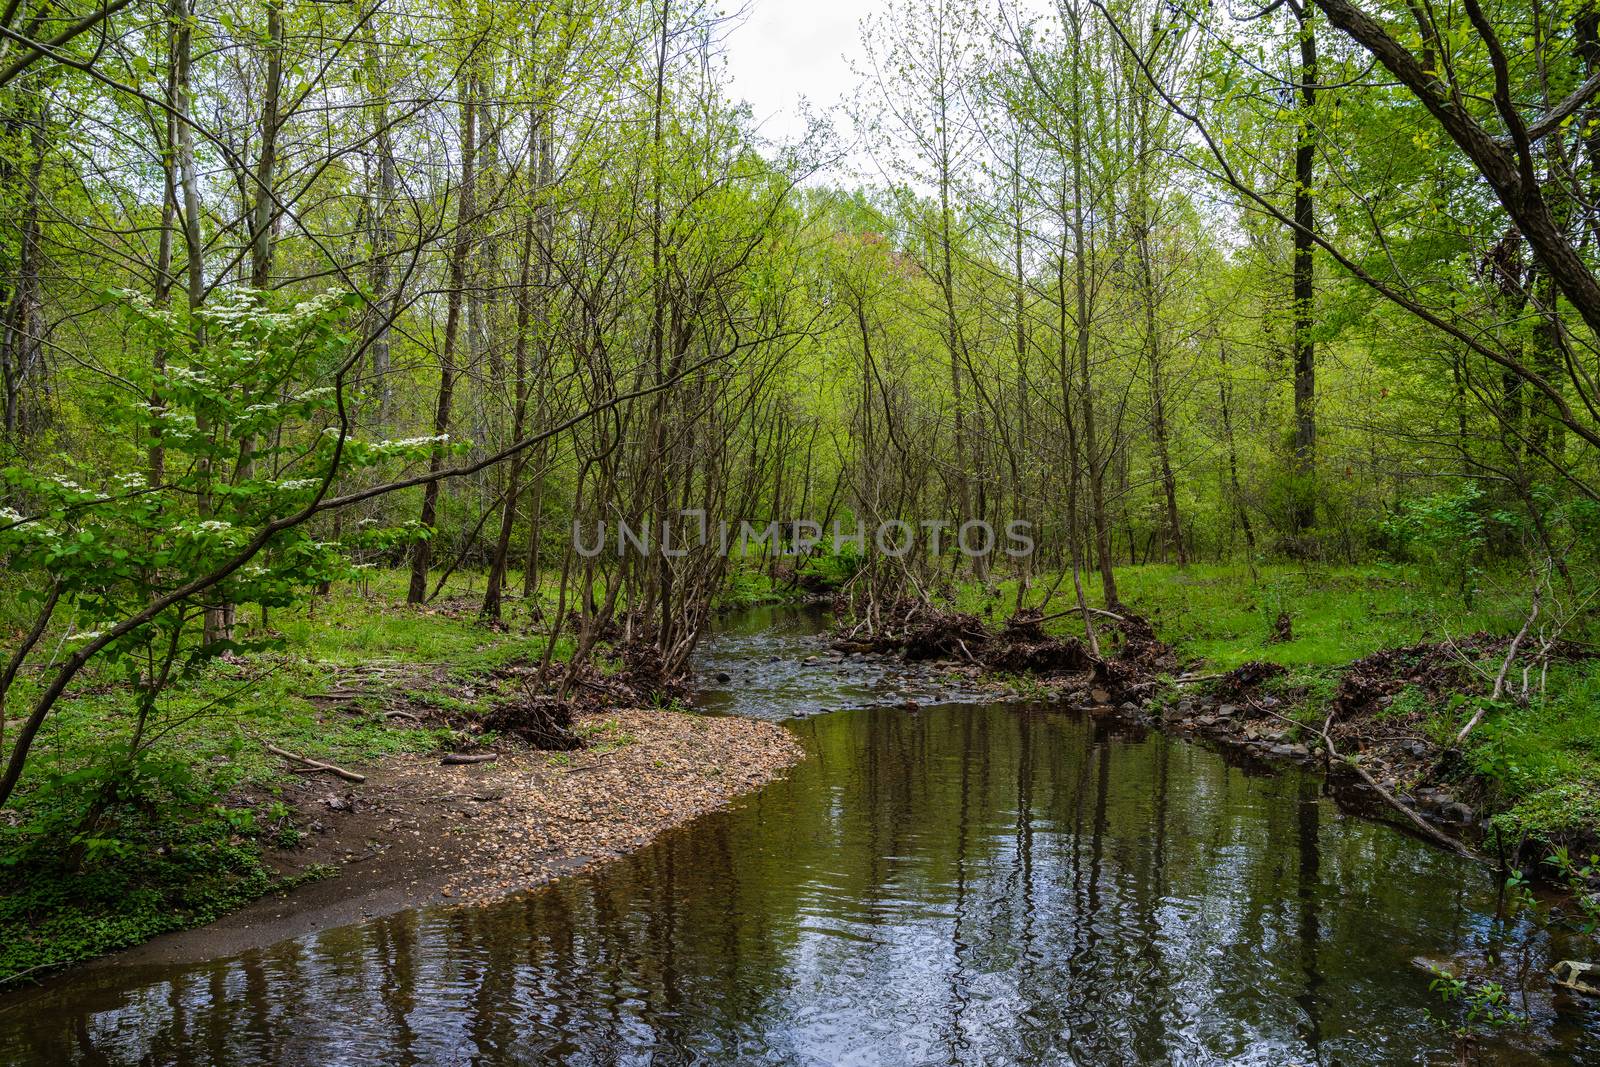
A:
2,608,1597,1065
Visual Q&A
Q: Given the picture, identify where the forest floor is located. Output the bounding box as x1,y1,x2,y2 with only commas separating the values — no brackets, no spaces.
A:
0,573,800,986
947,563,1600,855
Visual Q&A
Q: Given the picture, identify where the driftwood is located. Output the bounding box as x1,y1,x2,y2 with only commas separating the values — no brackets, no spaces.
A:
440,752,499,765
1252,703,1470,856
264,741,366,783
1316,713,1471,856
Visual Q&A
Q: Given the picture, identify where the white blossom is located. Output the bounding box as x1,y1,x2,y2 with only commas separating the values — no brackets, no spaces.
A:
382,434,449,449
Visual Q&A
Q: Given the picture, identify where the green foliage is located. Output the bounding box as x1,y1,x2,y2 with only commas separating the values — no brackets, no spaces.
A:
575,717,637,753
1377,486,1500,602
797,544,863,591
0,288,449,817
1502,868,1537,915
721,568,788,608
0,290,411,682
1474,659,1600,839
1425,967,1525,1043
0,762,299,986
1543,848,1600,936
0,575,565,981
1379,684,1430,722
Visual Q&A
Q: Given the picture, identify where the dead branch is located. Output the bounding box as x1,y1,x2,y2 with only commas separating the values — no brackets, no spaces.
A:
264,741,366,783
440,752,499,765
1256,702,1472,856
1455,584,1541,747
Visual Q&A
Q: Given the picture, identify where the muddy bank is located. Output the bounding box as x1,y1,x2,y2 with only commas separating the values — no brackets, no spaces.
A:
95,708,802,970
834,602,1594,870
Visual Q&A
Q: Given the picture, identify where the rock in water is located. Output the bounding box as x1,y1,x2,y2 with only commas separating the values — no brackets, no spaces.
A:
1552,961,1600,997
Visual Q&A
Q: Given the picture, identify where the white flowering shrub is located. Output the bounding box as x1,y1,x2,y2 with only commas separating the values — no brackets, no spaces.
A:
0,288,422,810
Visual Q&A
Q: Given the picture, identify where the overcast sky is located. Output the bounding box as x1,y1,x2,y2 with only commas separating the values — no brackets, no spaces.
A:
721,0,874,150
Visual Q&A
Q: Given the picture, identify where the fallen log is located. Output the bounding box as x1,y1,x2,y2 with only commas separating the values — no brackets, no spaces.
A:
440,752,499,766
263,741,366,783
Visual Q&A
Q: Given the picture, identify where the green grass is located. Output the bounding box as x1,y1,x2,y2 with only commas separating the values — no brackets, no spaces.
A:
1472,660,1600,837
720,567,793,608
574,716,638,753
953,561,1534,670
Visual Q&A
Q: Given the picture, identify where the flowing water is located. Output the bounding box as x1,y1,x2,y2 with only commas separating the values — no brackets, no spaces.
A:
2,606,1597,1065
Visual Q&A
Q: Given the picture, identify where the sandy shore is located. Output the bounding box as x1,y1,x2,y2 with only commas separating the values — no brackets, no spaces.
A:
100,708,803,968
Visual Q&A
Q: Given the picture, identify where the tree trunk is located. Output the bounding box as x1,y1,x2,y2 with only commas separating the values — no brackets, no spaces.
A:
1291,0,1317,534
408,78,477,605
1068,14,1119,608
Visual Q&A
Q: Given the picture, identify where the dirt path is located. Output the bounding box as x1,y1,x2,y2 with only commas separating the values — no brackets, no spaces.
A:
102,708,803,968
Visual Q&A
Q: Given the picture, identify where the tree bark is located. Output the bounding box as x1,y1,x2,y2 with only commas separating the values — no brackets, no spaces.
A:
1290,0,1317,534
408,77,477,604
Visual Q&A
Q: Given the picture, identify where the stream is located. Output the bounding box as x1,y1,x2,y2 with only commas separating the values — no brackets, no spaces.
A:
2,604,1597,1064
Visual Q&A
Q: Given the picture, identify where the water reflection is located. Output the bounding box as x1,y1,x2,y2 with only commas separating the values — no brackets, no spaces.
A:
4,701,1595,1064
692,603,998,720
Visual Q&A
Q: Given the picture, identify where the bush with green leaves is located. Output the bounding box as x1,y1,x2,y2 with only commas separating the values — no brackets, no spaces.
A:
0,288,429,814
1377,486,1500,601
797,543,864,590
1425,966,1525,1053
